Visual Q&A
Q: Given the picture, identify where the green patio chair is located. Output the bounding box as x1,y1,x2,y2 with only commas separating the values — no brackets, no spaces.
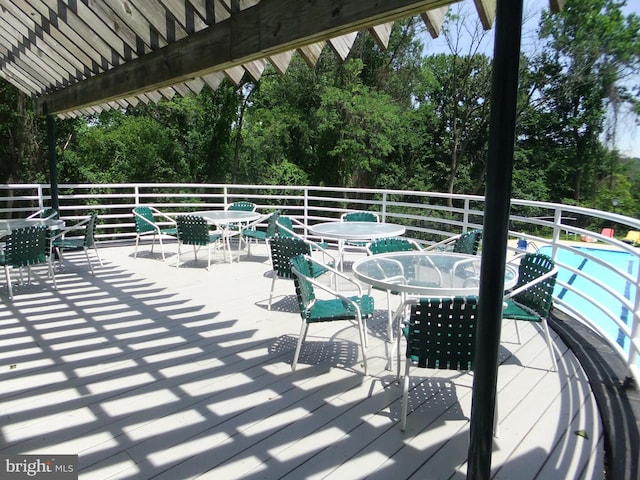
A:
289,253,373,374
398,296,485,431
503,253,559,371
223,201,257,235
50,214,103,275
175,215,222,270
339,211,380,266
132,206,177,260
425,229,483,280
267,235,335,310
1,225,55,300
366,237,423,341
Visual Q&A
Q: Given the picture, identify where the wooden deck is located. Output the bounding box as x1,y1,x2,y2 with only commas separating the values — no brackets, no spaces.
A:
0,240,605,479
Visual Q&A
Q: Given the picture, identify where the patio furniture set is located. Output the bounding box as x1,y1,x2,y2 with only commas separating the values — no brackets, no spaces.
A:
2,203,559,432
0,208,102,300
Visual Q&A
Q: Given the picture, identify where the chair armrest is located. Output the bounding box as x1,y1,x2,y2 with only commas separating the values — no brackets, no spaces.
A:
27,209,57,220
50,216,91,241
422,234,460,251
133,210,163,233
303,254,363,295
149,207,177,225
278,220,338,266
282,216,325,243
241,213,271,231
503,265,558,300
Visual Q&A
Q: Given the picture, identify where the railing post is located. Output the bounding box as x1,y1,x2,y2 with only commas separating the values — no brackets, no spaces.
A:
381,191,387,222
303,187,309,229
627,271,640,387
134,185,140,206
551,208,563,260
462,198,470,233
37,185,44,210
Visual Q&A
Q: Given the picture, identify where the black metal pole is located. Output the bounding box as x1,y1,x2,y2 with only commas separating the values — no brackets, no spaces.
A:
467,0,523,479
45,105,60,213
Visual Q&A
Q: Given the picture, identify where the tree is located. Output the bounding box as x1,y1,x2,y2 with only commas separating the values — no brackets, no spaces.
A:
0,80,47,183
525,0,640,203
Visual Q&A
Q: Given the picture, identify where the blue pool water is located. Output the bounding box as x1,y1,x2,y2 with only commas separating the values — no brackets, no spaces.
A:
538,246,639,356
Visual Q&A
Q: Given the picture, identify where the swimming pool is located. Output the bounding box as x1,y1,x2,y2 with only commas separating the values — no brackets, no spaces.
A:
539,246,639,362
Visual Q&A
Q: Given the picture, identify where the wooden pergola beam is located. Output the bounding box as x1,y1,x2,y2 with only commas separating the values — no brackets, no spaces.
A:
35,0,449,115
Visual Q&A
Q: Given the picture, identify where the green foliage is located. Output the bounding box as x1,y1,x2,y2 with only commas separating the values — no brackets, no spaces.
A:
58,112,189,183
3,5,640,222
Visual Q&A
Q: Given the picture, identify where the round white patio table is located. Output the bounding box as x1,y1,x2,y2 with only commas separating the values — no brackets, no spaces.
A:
191,210,261,262
352,251,518,369
308,221,406,269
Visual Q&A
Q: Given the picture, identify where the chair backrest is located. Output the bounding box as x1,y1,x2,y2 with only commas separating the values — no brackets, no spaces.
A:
3,226,48,267
269,235,312,279
342,211,379,222
290,254,317,317
39,208,59,220
176,215,210,246
368,237,420,255
406,296,478,370
276,216,295,238
227,201,256,212
453,229,482,255
133,206,157,233
265,211,281,237
513,253,557,318
76,214,99,248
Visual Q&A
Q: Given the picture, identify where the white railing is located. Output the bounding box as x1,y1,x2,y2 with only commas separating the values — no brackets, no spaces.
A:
2,182,639,381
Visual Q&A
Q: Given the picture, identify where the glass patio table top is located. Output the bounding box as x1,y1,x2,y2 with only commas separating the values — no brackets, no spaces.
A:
0,218,65,237
352,251,518,297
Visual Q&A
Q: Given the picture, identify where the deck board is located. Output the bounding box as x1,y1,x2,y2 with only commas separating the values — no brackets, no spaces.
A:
0,241,605,479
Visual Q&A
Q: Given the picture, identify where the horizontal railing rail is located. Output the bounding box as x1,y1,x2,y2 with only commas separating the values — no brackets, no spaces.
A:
1,182,638,382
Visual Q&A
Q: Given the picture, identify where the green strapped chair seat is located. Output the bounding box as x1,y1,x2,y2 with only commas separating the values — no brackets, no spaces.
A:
175,215,222,270
398,296,487,431
1,225,55,300
502,253,559,371
50,214,103,275
290,254,373,374
267,235,335,310
132,206,177,260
